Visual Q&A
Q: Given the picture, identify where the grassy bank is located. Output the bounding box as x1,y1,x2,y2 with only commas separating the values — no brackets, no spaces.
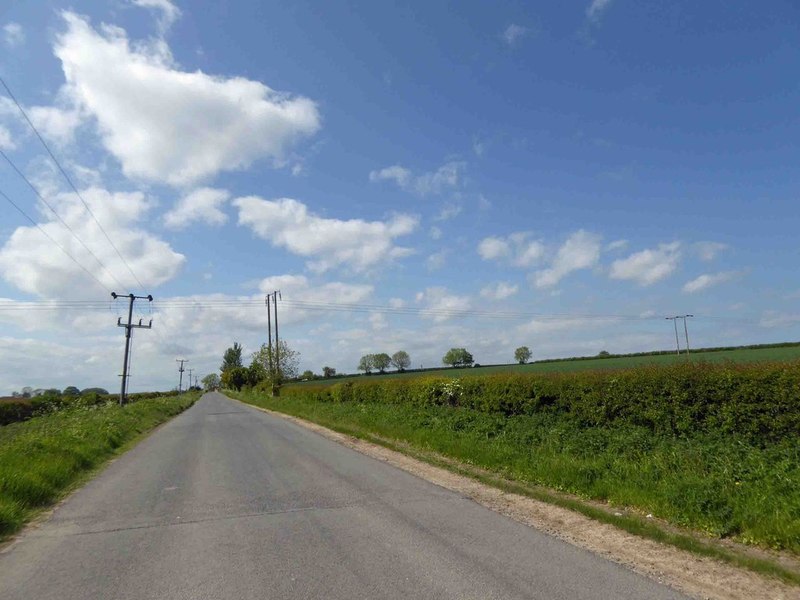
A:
0,393,198,538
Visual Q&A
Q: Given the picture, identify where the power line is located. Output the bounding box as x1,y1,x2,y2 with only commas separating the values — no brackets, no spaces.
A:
0,76,145,290
0,185,111,293
0,148,127,290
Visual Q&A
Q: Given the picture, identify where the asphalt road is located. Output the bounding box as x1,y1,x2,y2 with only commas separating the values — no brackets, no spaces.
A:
0,392,688,599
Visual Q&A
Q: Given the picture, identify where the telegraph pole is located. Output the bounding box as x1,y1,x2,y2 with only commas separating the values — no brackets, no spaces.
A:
265,290,281,395
266,294,273,374
680,314,694,355
665,316,681,355
187,368,194,390
176,359,188,393
112,292,153,406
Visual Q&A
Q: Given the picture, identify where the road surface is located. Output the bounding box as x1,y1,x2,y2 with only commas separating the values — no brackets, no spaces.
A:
0,392,688,599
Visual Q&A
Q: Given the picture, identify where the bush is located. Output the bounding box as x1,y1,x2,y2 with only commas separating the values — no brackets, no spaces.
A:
281,360,800,445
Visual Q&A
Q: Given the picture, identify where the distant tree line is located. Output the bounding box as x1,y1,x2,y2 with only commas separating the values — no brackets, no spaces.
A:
357,351,411,374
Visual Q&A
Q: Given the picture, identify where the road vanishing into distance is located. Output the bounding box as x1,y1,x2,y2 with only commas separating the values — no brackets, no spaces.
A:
0,393,688,599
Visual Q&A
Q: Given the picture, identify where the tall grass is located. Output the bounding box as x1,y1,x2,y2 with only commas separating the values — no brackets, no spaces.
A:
0,394,197,537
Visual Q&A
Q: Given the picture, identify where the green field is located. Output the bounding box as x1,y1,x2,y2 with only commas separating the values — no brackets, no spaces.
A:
291,342,800,388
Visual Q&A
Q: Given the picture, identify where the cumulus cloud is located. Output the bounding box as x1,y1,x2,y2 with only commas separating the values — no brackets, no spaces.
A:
434,202,462,222
606,239,627,251
609,242,681,286
3,23,24,47
502,24,528,45
415,287,471,322
480,282,518,300
27,105,84,145
369,161,464,196
0,187,185,297
533,230,602,288
478,232,544,267
586,0,613,22
682,271,739,294
52,12,320,186
426,250,448,271
234,196,418,273
163,187,230,229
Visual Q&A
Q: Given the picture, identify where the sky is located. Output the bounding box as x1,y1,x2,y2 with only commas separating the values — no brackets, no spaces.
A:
0,0,799,393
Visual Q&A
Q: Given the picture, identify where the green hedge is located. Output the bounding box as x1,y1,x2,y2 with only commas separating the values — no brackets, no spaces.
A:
282,361,800,445
0,389,182,427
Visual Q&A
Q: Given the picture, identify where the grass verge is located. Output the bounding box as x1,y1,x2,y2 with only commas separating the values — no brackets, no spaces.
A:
0,393,199,539
232,390,800,586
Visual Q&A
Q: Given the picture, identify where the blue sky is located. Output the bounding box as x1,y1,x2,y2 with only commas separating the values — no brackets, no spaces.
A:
0,0,799,392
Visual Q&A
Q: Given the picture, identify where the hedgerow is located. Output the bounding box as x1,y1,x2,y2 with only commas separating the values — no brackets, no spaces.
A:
282,361,800,445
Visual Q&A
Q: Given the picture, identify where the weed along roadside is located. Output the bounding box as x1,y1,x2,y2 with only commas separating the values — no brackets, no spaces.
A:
230,360,800,583
0,392,199,540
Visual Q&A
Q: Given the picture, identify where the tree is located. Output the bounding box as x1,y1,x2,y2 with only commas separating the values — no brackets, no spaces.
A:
442,348,474,367
514,346,532,364
358,354,374,374
251,341,300,384
81,387,109,396
597,350,611,357
322,366,336,378
301,370,314,380
247,356,268,386
62,386,80,397
201,373,220,390
391,350,411,372
221,342,243,373
372,353,391,373
221,366,248,391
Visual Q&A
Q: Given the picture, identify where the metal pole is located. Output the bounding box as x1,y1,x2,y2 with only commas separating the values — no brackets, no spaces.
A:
119,294,135,405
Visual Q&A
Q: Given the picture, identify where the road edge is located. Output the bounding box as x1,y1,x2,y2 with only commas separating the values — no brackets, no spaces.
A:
234,396,798,600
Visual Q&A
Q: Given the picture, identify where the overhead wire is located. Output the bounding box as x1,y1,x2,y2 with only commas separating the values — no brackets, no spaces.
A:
0,186,112,293
0,148,128,291
0,76,145,291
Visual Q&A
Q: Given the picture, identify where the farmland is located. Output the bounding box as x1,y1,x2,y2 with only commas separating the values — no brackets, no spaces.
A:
291,342,800,388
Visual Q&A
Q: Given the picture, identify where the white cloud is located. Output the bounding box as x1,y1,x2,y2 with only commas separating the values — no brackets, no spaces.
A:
257,274,373,309
27,105,84,145
478,194,491,210
429,225,442,240
760,311,800,329
472,136,485,157
3,23,24,47
0,187,185,297
163,187,230,229
606,239,627,251
694,241,728,261
477,236,511,260
234,196,418,273
533,230,601,288
609,242,681,286
434,202,462,221
369,165,411,188
586,0,613,22
480,282,518,300
478,233,545,267
0,125,14,150
53,12,320,186
369,161,465,196
131,0,182,33
415,287,471,322
682,271,739,294
388,297,406,309
502,24,528,45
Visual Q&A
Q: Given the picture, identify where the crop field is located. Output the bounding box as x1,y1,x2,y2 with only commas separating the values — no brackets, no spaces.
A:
290,342,800,388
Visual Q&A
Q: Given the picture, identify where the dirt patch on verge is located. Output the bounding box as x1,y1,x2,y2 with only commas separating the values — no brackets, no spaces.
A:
248,404,799,600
